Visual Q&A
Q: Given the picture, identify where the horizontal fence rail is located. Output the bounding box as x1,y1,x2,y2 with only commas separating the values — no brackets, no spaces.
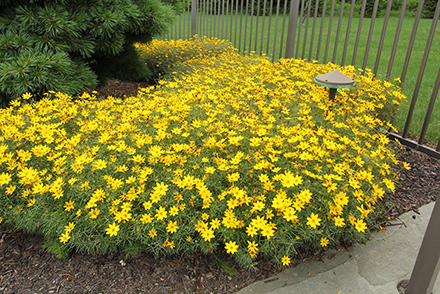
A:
163,0,440,159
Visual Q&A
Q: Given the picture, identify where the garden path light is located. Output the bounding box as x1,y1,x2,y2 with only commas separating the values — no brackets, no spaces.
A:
314,70,355,101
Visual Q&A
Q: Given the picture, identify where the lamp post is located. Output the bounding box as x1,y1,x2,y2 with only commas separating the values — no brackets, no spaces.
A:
313,70,356,101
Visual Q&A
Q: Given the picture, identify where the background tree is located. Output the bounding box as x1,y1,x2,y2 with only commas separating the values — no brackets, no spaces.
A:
0,0,181,106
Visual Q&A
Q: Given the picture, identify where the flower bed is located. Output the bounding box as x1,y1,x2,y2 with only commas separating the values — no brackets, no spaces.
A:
0,38,407,268
136,36,236,83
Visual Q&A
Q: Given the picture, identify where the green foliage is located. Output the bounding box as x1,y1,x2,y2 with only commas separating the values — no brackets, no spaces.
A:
0,0,180,106
422,0,438,19
213,255,239,276
43,239,71,259
363,0,388,17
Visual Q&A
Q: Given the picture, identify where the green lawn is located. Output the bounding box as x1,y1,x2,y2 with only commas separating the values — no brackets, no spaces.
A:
164,13,440,145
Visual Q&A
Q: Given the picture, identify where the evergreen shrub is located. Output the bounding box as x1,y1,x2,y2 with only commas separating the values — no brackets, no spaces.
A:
0,0,179,106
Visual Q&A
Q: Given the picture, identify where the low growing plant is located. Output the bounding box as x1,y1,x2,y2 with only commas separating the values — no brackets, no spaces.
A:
0,40,408,268
136,35,236,83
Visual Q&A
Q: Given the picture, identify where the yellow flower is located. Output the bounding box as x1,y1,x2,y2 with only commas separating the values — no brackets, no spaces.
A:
382,178,395,192
320,237,329,247
210,218,221,229
121,202,132,211
32,182,45,194
114,210,131,223
260,224,275,240
106,222,120,237
251,201,265,213
283,207,298,222
166,220,179,234
31,144,51,157
357,205,372,219
355,219,367,233
227,172,240,183
163,238,175,249
247,240,258,253
140,213,153,224
155,206,167,220
225,241,238,254
349,215,356,225
132,154,145,164
59,232,70,244
27,198,36,207
5,185,16,195
149,145,164,157
126,176,136,184
64,222,76,233
280,171,303,188
18,167,40,185
0,172,12,186
307,213,321,229
281,255,291,266
201,228,215,241
68,178,77,185
297,189,312,204
169,206,179,216
149,228,157,239
88,208,100,219
93,159,107,170
64,200,75,211
143,201,153,210
153,182,168,196
334,216,345,227
22,92,33,100
266,209,274,220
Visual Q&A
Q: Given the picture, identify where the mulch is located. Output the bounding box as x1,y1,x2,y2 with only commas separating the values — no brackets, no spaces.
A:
1,81,439,294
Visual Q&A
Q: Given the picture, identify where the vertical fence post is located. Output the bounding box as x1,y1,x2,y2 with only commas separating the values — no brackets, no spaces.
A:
332,0,345,64
301,0,311,60
323,0,336,64
191,0,197,37
295,0,305,59
341,0,355,66
285,0,300,59
361,0,379,72
351,0,366,66
273,0,282,61
406,200,440,294
308,0,319,61
373,0,393,77
279,0,289,59
386,0,407,81
316,0,327,61
402,0,439,139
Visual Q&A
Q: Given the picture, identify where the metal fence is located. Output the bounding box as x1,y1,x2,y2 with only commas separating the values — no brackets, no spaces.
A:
164,0,440,159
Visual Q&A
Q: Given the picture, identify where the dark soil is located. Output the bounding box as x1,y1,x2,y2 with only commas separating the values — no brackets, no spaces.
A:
1,81,439,294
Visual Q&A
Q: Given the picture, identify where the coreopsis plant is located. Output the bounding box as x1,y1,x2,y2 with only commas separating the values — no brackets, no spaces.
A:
0,38,407,268
136,35,237,83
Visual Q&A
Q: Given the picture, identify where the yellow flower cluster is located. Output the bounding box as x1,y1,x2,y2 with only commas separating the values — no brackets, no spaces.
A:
136,35,236,81
0,38,407,267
